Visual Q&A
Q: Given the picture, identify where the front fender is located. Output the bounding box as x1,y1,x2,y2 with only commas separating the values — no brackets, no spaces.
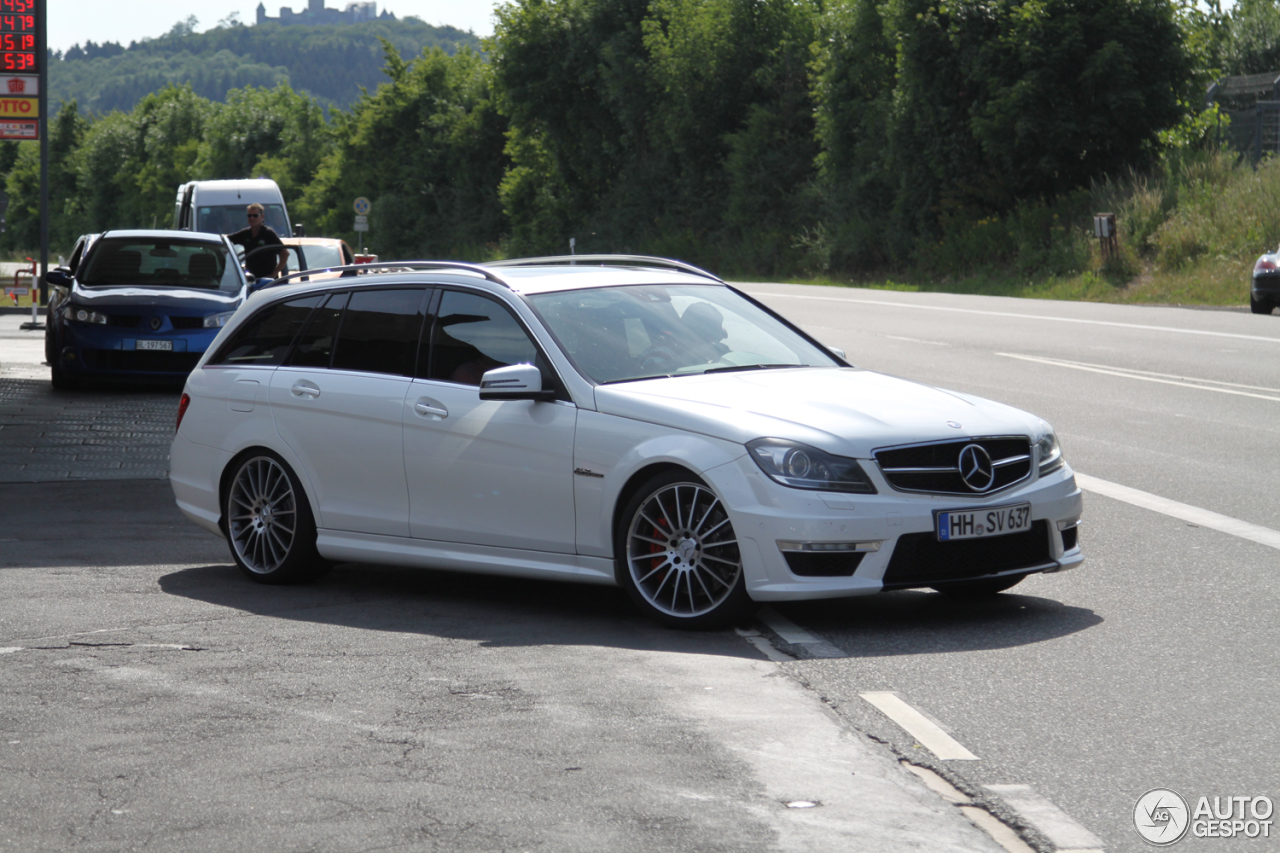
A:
573,409,745,558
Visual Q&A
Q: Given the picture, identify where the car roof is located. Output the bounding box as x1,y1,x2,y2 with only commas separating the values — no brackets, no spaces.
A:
493,265,720,295
281,237,348,247
260,255,724,297
97,229,229,245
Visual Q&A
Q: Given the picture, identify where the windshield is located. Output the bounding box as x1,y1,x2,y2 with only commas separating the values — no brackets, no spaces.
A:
79,238,243,292
527,284,839,384
196,204,289,237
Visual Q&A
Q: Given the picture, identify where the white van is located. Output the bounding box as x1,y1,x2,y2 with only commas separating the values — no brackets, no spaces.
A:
173,179,299,237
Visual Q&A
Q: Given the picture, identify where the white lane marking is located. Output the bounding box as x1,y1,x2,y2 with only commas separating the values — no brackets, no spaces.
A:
0,647,23,654
757,607,845,658
985,784,1106,851
734,628,795,663
884,334,950,346
959,805,1037,853
999,353,1280,403
1076,473,1280,551
745,290,1280,345
859,692,979,760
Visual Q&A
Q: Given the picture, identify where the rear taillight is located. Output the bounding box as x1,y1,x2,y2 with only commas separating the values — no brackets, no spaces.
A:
176,393,190,431
1255,258,1277,273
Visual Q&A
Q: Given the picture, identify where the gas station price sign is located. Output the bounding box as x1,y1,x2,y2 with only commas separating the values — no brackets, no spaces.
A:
0,0,36,72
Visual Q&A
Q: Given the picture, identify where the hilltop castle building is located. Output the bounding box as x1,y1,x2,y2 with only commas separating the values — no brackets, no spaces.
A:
255,0,394,26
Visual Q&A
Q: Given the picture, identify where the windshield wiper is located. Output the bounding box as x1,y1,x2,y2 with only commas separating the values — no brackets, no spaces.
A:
701,363,807,375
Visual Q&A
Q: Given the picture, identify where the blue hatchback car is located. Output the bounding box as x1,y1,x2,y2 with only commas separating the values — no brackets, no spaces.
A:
45,230,248,388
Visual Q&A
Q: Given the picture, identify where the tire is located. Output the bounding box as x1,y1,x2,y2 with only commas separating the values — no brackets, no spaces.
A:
49,358,77,390
47,329,77,390
931,574,1027,597
1250,294,1273,315
223,451,328,584
616,470,754,629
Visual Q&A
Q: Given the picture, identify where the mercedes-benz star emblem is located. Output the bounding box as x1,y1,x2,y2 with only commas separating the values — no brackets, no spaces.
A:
958,444,995,492
149,316,162,331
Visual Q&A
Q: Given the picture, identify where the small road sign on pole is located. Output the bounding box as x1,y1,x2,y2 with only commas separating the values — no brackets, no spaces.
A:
353,197,371,216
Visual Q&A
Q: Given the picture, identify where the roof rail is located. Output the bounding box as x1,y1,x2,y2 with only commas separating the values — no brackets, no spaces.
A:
265,260,511,289
485,254,722,282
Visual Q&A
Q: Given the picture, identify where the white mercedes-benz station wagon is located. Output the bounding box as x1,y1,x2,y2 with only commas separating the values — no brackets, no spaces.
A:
169,256,1083,628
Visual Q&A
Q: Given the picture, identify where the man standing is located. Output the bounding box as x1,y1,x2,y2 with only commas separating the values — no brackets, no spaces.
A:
228,203,288,285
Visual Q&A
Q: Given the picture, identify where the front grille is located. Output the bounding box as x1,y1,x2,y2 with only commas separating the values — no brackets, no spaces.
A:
170,316,204,329
108,315,141,328
882,521,1051,588
875,437,1031,495
81,348,202,374
783,551,865,577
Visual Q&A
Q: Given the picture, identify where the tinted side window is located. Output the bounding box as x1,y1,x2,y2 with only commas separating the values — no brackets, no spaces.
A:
425,291,539,386
209,295,323,366
331,289,427,376
287,292,348,369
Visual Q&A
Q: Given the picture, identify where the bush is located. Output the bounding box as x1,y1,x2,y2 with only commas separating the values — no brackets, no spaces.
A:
1152,151,1280,268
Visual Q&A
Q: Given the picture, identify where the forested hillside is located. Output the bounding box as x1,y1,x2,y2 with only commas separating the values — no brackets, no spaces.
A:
11,0,1280,290
51,18,481,113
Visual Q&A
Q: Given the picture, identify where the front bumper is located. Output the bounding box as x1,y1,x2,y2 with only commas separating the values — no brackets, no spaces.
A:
58,321,218,380
702,455,1084,601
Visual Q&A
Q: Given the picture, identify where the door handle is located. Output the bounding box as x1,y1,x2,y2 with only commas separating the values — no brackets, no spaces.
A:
291,381,321,399
414,399,448,419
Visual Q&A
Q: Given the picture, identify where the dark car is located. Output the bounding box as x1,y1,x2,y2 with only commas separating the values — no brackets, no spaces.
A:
1250,248,1280,314
45,230,248,388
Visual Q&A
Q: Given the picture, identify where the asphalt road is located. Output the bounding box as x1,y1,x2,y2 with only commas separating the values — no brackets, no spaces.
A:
2,285,1277,853
738,284,1280,853
0,313,1003,853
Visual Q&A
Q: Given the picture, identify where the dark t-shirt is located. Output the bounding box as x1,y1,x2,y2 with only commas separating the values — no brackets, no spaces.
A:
229,225,285,279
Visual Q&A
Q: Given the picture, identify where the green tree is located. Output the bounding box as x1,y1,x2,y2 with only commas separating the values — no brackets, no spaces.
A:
811,0,898,267
297,43,508,258
194,83,331,204
2,102,90,252
492,0,654,255
1222,0,1280,74
70,85,212,234
645,0,820,271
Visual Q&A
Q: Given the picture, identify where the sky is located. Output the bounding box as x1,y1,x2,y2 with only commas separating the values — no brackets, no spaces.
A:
49,0,503,53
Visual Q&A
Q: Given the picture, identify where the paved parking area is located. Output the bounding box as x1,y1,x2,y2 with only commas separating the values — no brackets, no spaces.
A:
0,314,178,483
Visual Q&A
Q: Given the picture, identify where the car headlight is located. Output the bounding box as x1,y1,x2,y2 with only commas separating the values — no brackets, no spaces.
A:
62,305,108,325
747,438,877,494
203,311,237,328
1036,431,1064,476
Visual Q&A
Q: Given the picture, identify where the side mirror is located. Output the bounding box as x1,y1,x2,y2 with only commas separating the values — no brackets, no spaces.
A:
478,364,556,402
46,269,70,287
827,346,847,361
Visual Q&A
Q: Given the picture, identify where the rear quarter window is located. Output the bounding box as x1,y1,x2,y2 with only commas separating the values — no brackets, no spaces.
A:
208,295,324,367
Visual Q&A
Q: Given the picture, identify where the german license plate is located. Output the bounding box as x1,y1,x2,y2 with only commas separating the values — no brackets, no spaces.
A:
936,503,1032,541
135,339,172,351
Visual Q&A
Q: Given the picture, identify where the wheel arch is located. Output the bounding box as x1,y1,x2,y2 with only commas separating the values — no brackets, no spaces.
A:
217,444,316,534
610,462,704,556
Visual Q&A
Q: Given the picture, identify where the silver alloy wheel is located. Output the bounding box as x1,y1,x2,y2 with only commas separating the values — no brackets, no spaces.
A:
228,456,299,575
625,482,742,618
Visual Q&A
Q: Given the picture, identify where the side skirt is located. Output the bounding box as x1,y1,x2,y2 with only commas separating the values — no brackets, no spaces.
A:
315,529,617,585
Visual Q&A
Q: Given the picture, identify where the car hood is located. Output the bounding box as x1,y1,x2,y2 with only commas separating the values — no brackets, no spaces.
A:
593,367,1046,458
70,283,243,312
